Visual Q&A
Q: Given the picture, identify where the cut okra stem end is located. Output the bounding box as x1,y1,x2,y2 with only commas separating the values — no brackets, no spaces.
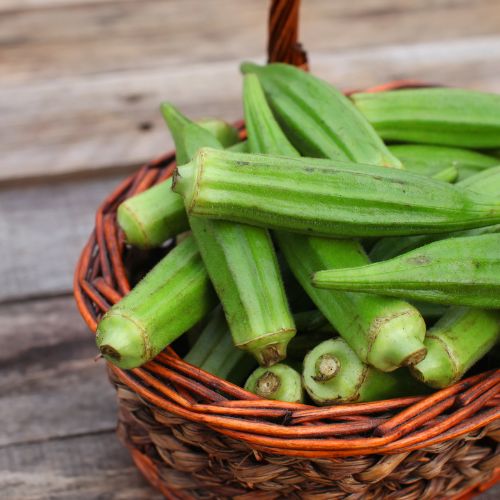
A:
313,354,340,382
172,162,197,210
241,327,296,367
254,371,281,398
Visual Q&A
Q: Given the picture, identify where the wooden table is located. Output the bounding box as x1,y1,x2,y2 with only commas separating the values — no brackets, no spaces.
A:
1,1,499,498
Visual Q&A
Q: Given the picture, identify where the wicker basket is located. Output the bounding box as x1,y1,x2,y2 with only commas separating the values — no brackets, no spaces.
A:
74,1,500,498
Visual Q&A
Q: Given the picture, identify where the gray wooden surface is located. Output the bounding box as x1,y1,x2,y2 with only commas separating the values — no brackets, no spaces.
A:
0,0,498,498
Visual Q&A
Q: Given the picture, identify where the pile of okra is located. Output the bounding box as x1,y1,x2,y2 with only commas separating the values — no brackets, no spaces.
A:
96,63,500,405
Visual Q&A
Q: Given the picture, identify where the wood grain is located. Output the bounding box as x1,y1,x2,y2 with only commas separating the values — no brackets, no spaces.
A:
2,36,500,183
1,0,500,182
0,296,116,446
0,174,125,302
0,432,162,499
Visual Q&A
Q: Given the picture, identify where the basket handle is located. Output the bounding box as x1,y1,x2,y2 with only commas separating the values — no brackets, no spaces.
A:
267,0,308,68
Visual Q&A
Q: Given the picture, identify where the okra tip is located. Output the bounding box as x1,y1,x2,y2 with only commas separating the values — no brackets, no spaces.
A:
96,312,151,369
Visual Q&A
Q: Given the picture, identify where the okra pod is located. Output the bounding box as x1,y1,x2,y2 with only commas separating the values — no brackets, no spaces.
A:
242,73,426,371
163,106,296,367
195,119,240,148
431,166,458,183
185,307,256,384
244,364,304,403
117,178,188,248
173,148,500,238
303,339,425,405
411,308,500,388
352,88,500,148
227,140,248,153
96,235,216,369
388,144,499,181
314,233,500,308
241,62,402,167
116,107,226,249
370,166,500,261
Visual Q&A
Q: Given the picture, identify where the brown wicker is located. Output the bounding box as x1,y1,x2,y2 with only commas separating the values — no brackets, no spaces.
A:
74,1,500,498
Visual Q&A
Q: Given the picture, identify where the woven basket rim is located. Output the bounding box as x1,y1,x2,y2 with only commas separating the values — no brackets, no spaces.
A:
73,79,500,459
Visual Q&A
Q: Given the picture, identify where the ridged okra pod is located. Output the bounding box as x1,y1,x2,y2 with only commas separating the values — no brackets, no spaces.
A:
388,144,499,181
242,73,426,371
411,308,500,388
245,364,304,403
370,166,500,261
116,108,226,248
314,233,500,309
163,104,296,367
185,308,256,385
117,178,188,249
96,235,216,369
303,339,426,405
352,88,500,148
173,148,500,238
241,62,402,167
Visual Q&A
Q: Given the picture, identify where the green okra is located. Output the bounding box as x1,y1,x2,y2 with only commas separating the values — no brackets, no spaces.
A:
388,144,499,181
173,148,500,238
292,309,331,334
352,88,500,148
276,234,427,371
242,73,426,372
241,62,402,168
411,307,500,388
314,233,500,309
227,140,248,153
185,307,256,384
117,178,188,249
163,105,296,367
195,119,240,148
431,166,458,183
116,109,228,249
244,363,304,403
96,235,216,369
184,306,227,368
303,339,426,405
370,166,500,261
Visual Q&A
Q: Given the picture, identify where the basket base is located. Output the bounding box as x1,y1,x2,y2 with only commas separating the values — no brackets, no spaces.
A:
111,371,499,500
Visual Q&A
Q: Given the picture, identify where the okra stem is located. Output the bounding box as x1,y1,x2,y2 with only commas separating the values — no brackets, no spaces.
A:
411,307,500,388
303,339,426,405
117,179,188,249
244,364,304,403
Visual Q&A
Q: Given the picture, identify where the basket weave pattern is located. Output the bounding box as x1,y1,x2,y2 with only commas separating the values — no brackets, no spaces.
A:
74,1,499,498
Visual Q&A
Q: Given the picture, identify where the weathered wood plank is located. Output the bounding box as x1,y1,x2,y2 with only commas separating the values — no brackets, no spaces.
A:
0,296,117,446
0,432,162,499
2,0,500,84
2,36,500,183
0,174,125,302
